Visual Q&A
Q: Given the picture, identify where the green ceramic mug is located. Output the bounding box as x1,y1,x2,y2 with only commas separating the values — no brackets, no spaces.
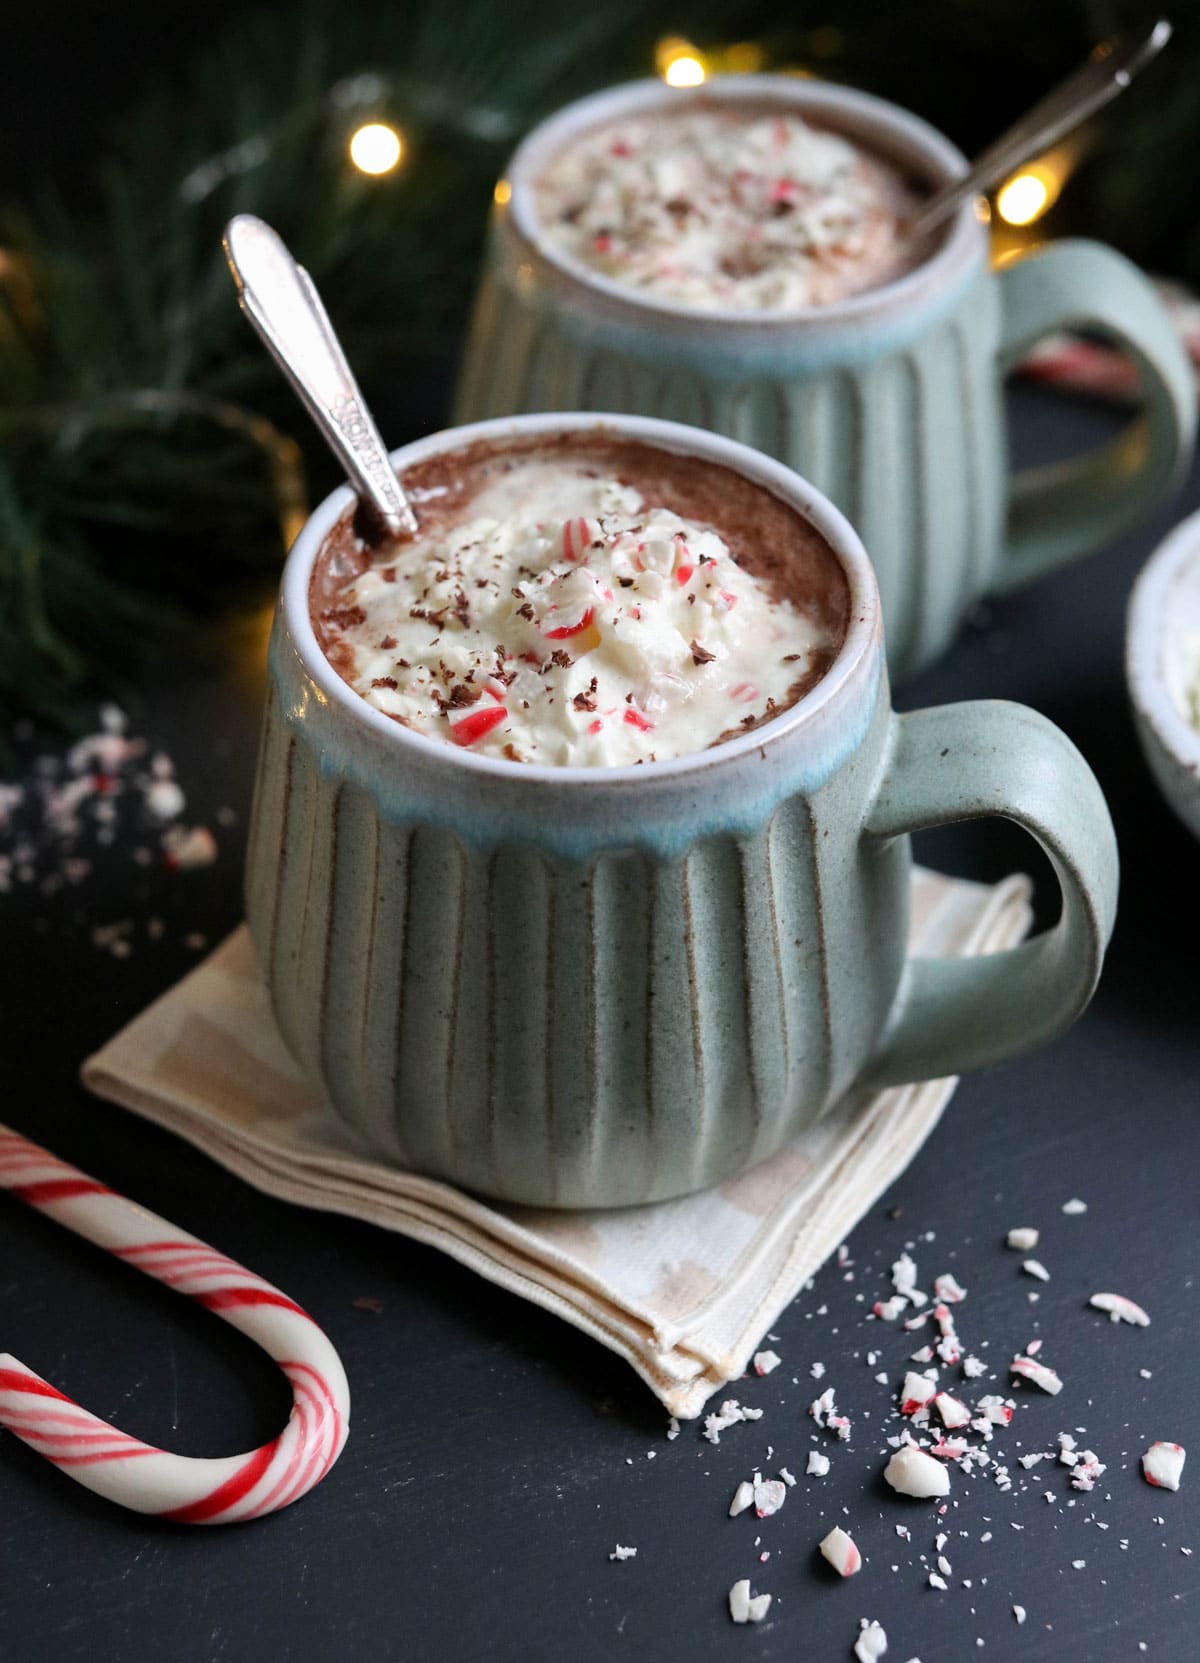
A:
246,413,1119,1209
455,76,1196,682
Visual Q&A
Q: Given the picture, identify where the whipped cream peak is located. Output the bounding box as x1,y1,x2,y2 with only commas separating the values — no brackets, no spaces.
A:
314,453,838,767
534,106,922,312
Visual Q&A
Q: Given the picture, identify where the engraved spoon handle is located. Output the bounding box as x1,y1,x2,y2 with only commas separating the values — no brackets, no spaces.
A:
908,18,1172,241
223,214,417,539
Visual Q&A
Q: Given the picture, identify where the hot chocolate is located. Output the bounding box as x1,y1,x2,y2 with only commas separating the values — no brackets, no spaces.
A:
533,103,923,312
310,433,849,766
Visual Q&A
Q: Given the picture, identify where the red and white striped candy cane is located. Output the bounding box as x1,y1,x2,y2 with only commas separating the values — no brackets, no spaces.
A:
0,1124,350,1523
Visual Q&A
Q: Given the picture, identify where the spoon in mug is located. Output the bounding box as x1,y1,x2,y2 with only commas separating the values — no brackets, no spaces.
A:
223,214,419,541
907,18,1172,241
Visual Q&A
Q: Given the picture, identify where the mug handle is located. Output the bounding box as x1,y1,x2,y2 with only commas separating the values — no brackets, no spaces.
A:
994,239,1196,593
861,699,1118,1090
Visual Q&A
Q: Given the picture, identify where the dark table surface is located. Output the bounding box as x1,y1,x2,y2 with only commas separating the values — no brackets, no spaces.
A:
1,388,1197,1663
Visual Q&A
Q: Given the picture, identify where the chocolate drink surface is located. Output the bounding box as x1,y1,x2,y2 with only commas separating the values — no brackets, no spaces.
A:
533,103,925,312
310,432,849,767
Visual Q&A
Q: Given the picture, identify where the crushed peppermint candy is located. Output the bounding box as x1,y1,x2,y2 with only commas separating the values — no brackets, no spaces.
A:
729,1480,754,1517
753,1349,782,1376
1011,1354,1063,1395
1006,1227,1039,1251
1089,1292,1151,1327
1021,1259,1051,1282
806,1450,831,1477
728,1579,772,1624
819,1525,861,1577
609,1544,637,1561
316,444,838,767
1,704,220,955
753,1476,788,1518
1142,1442,1186,1491
873,1295,908,1322
809,1385,851,1440
703,1399,762,1443
1062,1198,1088,1215
883,1445,951,1499
854,1617,889,1662
933,1392,972,1430
899,1372,937,1416
534,107,923,314
933,1273,967,1304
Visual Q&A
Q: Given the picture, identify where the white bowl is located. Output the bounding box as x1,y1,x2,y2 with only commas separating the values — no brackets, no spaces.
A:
1127,510,1200,840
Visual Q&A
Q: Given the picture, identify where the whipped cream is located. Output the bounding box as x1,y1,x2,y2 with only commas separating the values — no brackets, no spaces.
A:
316,456,834,766
534,107,920,312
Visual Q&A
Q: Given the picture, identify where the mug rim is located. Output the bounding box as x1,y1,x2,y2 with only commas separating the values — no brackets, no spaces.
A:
1126,505,1200,775
280,413,881,788
503,73,984,333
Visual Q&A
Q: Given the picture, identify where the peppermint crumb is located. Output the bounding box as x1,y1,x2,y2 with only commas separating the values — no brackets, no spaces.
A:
728,1580,771,1624
1006,1227,1039,1251
609,1545,637,1562
753,1350,781,1376
1062,1198,1088,1215
1012,1606,1026,1624
1022,1259,1051,1282
854,1619,888,1662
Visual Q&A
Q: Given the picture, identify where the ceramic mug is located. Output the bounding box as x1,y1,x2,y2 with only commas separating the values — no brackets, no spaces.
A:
245,413,1119,1209
454,76,1195,682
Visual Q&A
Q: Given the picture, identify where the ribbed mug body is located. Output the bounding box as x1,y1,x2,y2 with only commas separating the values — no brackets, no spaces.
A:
245,416,904,1209
454,77,998,681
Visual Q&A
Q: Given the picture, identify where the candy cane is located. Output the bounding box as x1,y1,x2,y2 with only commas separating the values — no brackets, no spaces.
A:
0,1124,350,1522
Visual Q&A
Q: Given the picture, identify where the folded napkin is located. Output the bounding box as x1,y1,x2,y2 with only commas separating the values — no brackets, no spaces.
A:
82,866,1031,1419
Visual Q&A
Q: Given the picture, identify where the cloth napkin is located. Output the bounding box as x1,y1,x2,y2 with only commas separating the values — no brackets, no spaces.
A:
81,866,1031,1420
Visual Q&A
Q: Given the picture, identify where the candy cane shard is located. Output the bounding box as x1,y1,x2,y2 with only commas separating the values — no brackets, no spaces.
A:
0,1125,350,1523
1089,1292,1151,1327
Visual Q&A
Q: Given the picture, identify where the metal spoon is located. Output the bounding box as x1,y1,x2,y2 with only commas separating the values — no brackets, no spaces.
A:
222,214,418,541
908,18,1172,241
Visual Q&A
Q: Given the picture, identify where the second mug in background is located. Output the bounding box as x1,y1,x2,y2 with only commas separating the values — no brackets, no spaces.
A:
455,75,1196,681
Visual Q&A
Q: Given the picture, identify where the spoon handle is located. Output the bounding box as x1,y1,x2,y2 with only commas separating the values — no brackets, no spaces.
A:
223,215,418,539
908,18,1172,241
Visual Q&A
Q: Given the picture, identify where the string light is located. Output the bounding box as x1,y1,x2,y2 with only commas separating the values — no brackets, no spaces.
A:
493,179,512,206
996,165,1059,227
656,36,708,86
349,122,403,175
665,54,706,87
721,42,764,73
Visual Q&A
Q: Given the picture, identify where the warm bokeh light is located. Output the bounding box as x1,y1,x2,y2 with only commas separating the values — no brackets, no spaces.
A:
665,54,707,87
996,170,1052,226
349,122,403,175
720,41,764,74
656,36,708,86
493,178,512,206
